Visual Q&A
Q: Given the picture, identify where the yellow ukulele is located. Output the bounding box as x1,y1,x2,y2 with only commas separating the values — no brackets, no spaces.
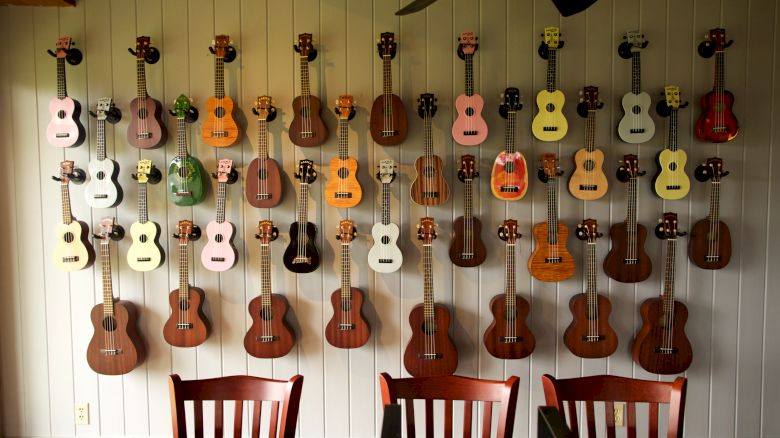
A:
531,26,568,142
653,85,690,200
568,86,608,200
325,95,362,208
201,35,239,147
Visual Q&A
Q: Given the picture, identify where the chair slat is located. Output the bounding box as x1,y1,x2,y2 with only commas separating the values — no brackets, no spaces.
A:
405,399,416,438
585,400,596,438
194,400,204,438
425,399,434,438
215,400,224,438
268,401,279,438
649,402,659,438
251,401,261,438
566,401,579,433
463,401,473,438
605,401,616,438
234,400,243,438
626,402,636,438
444,400,453,438
481,401,492,438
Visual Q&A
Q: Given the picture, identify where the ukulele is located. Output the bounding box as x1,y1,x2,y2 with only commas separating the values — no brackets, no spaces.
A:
528,154,574,282
46,36,85,148
168,95,206,206
202,35,240,147
245,220,296,358
289,33,328,147
452,32,487,145
603,154,652,283
563,219,618,358
404,218,458,377
689,157,731,269
633,212,693,374
491,87,528,201
411,93,450,206
87,217,145,375
246,96,283,207
653,86,690,200
164,220,210,348
325,220,371,349
568,86,608,200
127,36,167,149
85,98,123,208
370,32,407,146
127,159,164,272
283,160,320,273
483,219,535,359
449,155,486,267
53,160,94,272
325,95,362,207
617,31,655,144
367,159,403,273
695,28,739,143
532,27,568,142
201,160,239,272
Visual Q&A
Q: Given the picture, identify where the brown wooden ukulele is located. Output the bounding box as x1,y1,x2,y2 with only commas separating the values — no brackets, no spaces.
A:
633,212,693,374
163,220,211,348
201,35,239,147
603,154,652,283
325,95,362,207
246,96,283,207
528,153,574,282
410,93,449,205
370,32,407,145
127,36,166,149
289,33,328,147
87,217,145,375
404,217,458,377
483,219,535,359
245,220,296,358
325,220,370,349
689,157,731,269
563,219,618,358
449,155,486,267
568,86,607,200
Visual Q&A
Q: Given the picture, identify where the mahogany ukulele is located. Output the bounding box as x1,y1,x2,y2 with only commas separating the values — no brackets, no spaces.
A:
483,219,535,359
695,28,739,143
87,218,145,375
531,27,567,142
325,95,362,207
289,33,328,147
491,87,528,200
245,220,296,358
163,220,210,348
201,35,240,147
404,218,458,377
370,32,407,145
127,36,167,149
201,159,239,272
568,86,608,200
603,154,652,283
46,36,85,148
633,212,693,374
563,219,618,358
528,153,574,282
53,160,94,272
283,160,320,273
410,93,449,206
452,32,487,145
689,157,731,269
449,155,486,267
246,96,283,207
325,220,370,349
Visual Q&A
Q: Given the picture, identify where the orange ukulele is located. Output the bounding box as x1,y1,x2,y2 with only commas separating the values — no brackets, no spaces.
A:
325,95,362,207
490,87,528,200
201,35,239,147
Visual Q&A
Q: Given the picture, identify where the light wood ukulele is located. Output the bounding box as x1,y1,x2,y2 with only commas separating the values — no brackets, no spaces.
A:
568,86,608,200
410,93,449,206
201,35,240,147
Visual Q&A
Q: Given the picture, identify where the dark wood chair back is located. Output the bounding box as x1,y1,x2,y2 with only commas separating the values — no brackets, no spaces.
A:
168,374,303,438
541,374,687,438
379,372,520,438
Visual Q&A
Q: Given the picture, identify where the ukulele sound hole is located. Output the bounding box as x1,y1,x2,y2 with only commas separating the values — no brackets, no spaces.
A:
338,167,349,179
139,235,148,243
584,160,595,171
102,316,117,332
465,107,475,116
63,232,75,243
96,171,106,180
423,166,435,177
669,162,678,171
215,107,225,118
257,168,267,179
260,307,273,320
57,110,66,119
340,301,353,312
178,299,190,311
381,236,391,245
504,162,515,173
137,107,148,119
215,234,224,243
422,322,437,335
546,103,556,112
632,105,642,115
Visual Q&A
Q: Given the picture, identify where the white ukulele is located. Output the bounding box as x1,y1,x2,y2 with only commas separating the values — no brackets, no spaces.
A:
531,26,568,142
368,159,403,273
617,31,655,144
53,160,94,271
127,159,164,272
201,159,238,271
85,98,122,208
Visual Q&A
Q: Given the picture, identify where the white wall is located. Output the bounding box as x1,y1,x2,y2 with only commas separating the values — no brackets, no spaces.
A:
0,0,778,437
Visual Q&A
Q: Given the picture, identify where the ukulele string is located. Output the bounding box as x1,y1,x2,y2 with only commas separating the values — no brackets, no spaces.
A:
302,55,311,140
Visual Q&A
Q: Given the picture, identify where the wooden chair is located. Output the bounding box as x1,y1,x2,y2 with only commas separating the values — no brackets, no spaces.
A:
378,372,520,438
168,374,303,438
541,374,687,438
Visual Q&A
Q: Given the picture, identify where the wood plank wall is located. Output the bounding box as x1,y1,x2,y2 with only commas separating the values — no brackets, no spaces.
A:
0,0,778,436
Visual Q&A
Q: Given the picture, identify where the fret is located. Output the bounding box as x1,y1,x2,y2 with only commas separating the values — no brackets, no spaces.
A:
96,119,106,161
179,241,189,301
214,55,225,99
463,179,473,220
546,49,557,93
585,242,598,302
257,119,269,160
297,183,309,223
669,110,679,152
259,244,272,307
422,244,434,319
662,238,677,316
714,51,724,95
136,58,148,99
382,55,393,96
216,182,226,223
585,111,596,153
505,110,516,154
626,178,638,260
176,117,188,159
56,58,67,99
546,176,559,244
101,241,115,316
423,116,433,158
338,118,349,160
299,56,311,98
504,242,516,319
631,51,641,95
464,54,474,96
138,182,148,223
61,182,72,225
340,241,352,299
381,182,390,225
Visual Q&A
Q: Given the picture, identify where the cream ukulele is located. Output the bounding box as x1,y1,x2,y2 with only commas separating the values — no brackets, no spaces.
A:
201,159,239,272
568,86,608,200
46,36,85,148
696,28,739,143
85,97,123,208
289,33,328,147
246,96,283,207
201,35,239,147
563,219,618,358
87,217,145,375
370,32,407,146
491,87,528,200
367,159,402,273
53,160,94,272
633,212,693,374
325,220,370,349
653,85,690,200
449,155,486,267
283,160,320,273
411,93,449,206
127,160,164,272
164,220,210,348
127,36,166,149
245,220,295,358
617,31,655,144
483,219,535,359
689,157,731,269
452,32,487,145
532,27,567,142
404,218,458,377
325,95,362,207
528,153,574,282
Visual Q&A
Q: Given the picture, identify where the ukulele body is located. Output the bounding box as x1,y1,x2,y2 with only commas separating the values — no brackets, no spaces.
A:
127,221,164,272
87,300,145,375
127,96,166,149
404,303,458,377
85,158,122,208
289,95,328,147
245,157,283,208
245,294,296,358
53,221,95,272
490,150,528,201
603,222,652,283
633,297,693,374
370,93,407,146
563,293,618,358
47,97,85,147
410,155,450,206
483,294,535,359
201,95,240,147
531,90,568,141
617,91,655,144
653,149,690,200
695,90,739,143
325,288,371,349
201,220,238,272
568,148,608,200
449,216,487,267
528,222,575,282
163,287,210,348
325,156,362,208
688,218,731,269
451,93,488,145
168,155,206,206
283,222,320,273
367,222,403,273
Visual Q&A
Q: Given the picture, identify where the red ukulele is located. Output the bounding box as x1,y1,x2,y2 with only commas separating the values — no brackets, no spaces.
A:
490,87,528,200
695,28,739,143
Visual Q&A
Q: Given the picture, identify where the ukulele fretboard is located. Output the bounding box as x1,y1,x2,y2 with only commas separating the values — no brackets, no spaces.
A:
100,240,115,316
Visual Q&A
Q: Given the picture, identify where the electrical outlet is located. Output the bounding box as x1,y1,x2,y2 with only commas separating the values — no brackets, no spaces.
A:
75,403,89,425
614,403,625,427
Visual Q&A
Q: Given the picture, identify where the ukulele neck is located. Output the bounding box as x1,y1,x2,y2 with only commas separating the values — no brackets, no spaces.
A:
56,58,67,99
423,115,433,158
257,118,269,160
708,180,720,223
176,117,188,159
61,181,72,225
340,240,352,300
179,241,190,301
546,176,559,244
100,240,115,316
296,183,309,224
381,182,391,225
464,54,474,96
299,56,311,99
214,55,225,99
668,109,679,152
585,110,596,153
136,58,148,99
625,177,638,259
463,179,474,220
661,238,677,316
423,243,435,320
338,117,349,160
96,118,107,161
259,243,272,307
546,49,557,93
382,55,393,97
714,51,724,94
504,241,516,317
505,110,516,154
138,182,148,224
631,51,641,95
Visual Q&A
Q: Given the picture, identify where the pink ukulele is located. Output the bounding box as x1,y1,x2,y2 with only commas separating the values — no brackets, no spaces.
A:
452,32,487,146
201,159,238,272
46,36,85,148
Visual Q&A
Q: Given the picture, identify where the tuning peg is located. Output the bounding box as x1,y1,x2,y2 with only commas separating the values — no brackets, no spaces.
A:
335,233,341,240
638,170,647,176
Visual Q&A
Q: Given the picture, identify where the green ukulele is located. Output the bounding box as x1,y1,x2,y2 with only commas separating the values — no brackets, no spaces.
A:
168,95,206,206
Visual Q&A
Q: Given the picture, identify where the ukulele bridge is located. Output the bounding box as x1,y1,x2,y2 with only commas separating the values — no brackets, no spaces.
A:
578,184,598,191
210,257,226,262
712,126,727,133
100,348,121,355
545,257,562,263
500,186,520,193
136,257,152,262
462,130,478,136
211,131,228,138
55,132,70,138
705,255,720,262
543,126,559,132
422,191,439,198
379,258,395,264
630,128,646,133
299,131,314,138
176,323,194,330
418,353,443,360
62,256,80,263
655,346,679,355
256,335,279,342
136,132,152,139
500,336,523,343
624,258,638,265
338,323,355,330
335,192,353,199
293,256,311,265
93,194,109,199
460,252,474,259
381,130,398,137
176,191,193,197
255,193,271,200
665,185,681,190
583,335,606,342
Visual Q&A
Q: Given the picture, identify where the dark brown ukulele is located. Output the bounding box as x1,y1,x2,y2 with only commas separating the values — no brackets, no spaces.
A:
370,32,407,145
689,157,731,269
563,219,618,358
633,212,693,374
483,219,535,359
245,96,282,207
449,155,486,267
87,218,145,375
244,220,296,358
289,33,328,147
404,217,458,377
410,93,449,205
325,220,370,349
163,220,211,348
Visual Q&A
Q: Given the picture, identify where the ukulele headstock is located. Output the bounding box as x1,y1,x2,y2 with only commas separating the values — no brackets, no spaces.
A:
59,160,75,183
543,26,562,49
626,30,648,49
253,95,277,122
92,97,121,123
664,85,682,110
377,159,397,184
499,87,522,118
54,36,73,58
135,159,152,183
695,157,728,182
95,216,125,242
655,212,686,240
707,28,733,52
417,93,437,119
417,217,437,244
174,219,201,243
538,153,563,182
255,220,279,244
457,155,478,182
457,32,478,58
377,32,397,59
582,86,603,110
172,94,197,121
209,34,236,62
295,159,317,184
498,219,521,244
336,219,357,243
213,159,237,184
334,95,356,120
294,33,317,61
129,36,160,64
576,219,602,242
617,154,645,182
